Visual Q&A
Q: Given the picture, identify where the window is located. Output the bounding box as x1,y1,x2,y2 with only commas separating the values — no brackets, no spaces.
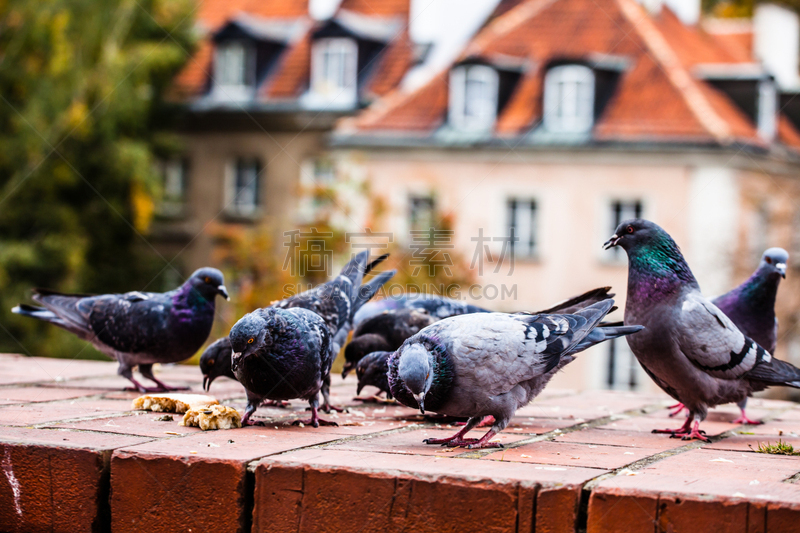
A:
213,41,254,100
449,65,499,131
610,200,642,258
605,338,641,391
409,196,435,231
157,158,188,217
757,79,777,141
507,199,537,258
311,38,358,106
543,65,595,133
225,158,261,217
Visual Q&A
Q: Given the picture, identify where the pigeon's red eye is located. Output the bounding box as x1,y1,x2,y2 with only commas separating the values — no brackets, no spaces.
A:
248,338,254,344
766,257,772,264
627,226,634,234
204,277,211,283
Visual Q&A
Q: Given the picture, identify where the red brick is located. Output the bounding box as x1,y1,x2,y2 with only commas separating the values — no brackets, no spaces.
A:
656,494,748,533
535,485,580,533
0,399,132,426
587,488,657,533
0,427,150,533
748,500,767,533
253,456,537,533
554,428,691,452
766,503,800,532
483,441,662,470
0,386,101,403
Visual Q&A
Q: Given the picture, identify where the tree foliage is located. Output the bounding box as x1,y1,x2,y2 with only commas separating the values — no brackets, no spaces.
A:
0,0,196,357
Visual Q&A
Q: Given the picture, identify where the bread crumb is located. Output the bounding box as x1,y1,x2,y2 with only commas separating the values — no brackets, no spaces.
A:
180,405,242,430
133,393,217,414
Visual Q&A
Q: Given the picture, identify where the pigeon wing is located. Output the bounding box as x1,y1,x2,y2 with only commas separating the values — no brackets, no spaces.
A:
86,292,174,353
676,292,767,380
434,313,584,396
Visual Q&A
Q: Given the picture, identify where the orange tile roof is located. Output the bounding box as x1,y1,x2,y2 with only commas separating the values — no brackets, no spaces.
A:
339,0,410,16
342,0,800,151
176,0,410,103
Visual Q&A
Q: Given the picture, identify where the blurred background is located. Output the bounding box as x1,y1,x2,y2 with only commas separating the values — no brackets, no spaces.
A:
2,0,800,397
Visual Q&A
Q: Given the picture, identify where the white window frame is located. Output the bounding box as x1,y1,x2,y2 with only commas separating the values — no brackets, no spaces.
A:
449,64,499,132
409,196,435,232
757,78,777,141
543,64,595,133
157,158,187,217
311,37,358,107
213,41,255,101
608,199,643,260
224,157,261,218
507,198,538,258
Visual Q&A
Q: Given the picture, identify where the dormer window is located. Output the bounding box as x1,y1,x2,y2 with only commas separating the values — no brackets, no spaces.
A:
757,79,777,141
543,65,595,133
449,65,499,131
214,41,254,100
311,38,358,107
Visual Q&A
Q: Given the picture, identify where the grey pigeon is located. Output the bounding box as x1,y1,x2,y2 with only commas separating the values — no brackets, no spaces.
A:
13,268,229,392
388,299,643,448
230,307,334,427
356,350,392,399
345,286,615,378
604,219,800,441
669,248,789,423
230,251,395,426
200,336,290,407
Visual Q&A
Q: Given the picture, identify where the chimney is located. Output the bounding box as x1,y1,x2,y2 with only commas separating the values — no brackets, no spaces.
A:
664,0,701,25
754,3,800,91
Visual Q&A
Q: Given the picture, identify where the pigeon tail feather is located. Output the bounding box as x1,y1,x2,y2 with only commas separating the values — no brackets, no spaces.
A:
570,324,645,353
533,287,614,315
746,357,800,388
353,270,396,316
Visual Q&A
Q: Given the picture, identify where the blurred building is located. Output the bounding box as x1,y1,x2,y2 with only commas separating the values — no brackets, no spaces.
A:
161,0,800,394
154,0,414,277
329,0,800,394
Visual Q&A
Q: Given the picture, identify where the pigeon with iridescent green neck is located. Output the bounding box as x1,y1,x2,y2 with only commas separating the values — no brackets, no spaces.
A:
605,219,800,441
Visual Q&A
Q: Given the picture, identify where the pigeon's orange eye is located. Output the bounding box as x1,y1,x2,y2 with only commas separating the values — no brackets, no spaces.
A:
204,277,211,283
248,338,254,344
208,359,214,366
766,257,772,264
627,226,634,234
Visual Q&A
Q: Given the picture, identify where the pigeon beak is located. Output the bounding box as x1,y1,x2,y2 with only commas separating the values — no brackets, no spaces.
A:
603,234,620,250
777,263,786,279
231,352,243,372
202,375,212,392
218,285,230,301
342,361,354,379
414,393,426,415
356,382,364,396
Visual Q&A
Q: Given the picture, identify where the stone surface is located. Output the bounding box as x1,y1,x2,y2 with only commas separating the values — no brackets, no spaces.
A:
0,354,799,532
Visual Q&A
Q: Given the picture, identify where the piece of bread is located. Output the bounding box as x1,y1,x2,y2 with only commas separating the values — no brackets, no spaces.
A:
132,393,218,414
180,405,242,430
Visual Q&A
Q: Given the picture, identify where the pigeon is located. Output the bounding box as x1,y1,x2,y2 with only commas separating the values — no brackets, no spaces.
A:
230,307,334,427
388,299,643,448
604,219,800,441
230,251,396,426
343,308,436,377
13,268,229,392
200,336,290,407
353,294,489,326
345,286,616,378
356,350,392,399
668,248,789,423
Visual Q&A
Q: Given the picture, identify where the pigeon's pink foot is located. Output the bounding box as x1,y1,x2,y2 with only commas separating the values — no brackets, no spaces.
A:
319,403,344,413
732,409,762,425
424,424,473,445
652,416,693,435
294,405,338,428
670,420,709,442
240,412,266,426
124,378,186,393
455,416,494,428
668,403,687,417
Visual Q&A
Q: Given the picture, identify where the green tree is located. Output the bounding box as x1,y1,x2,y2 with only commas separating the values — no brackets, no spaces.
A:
0,0,196,358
